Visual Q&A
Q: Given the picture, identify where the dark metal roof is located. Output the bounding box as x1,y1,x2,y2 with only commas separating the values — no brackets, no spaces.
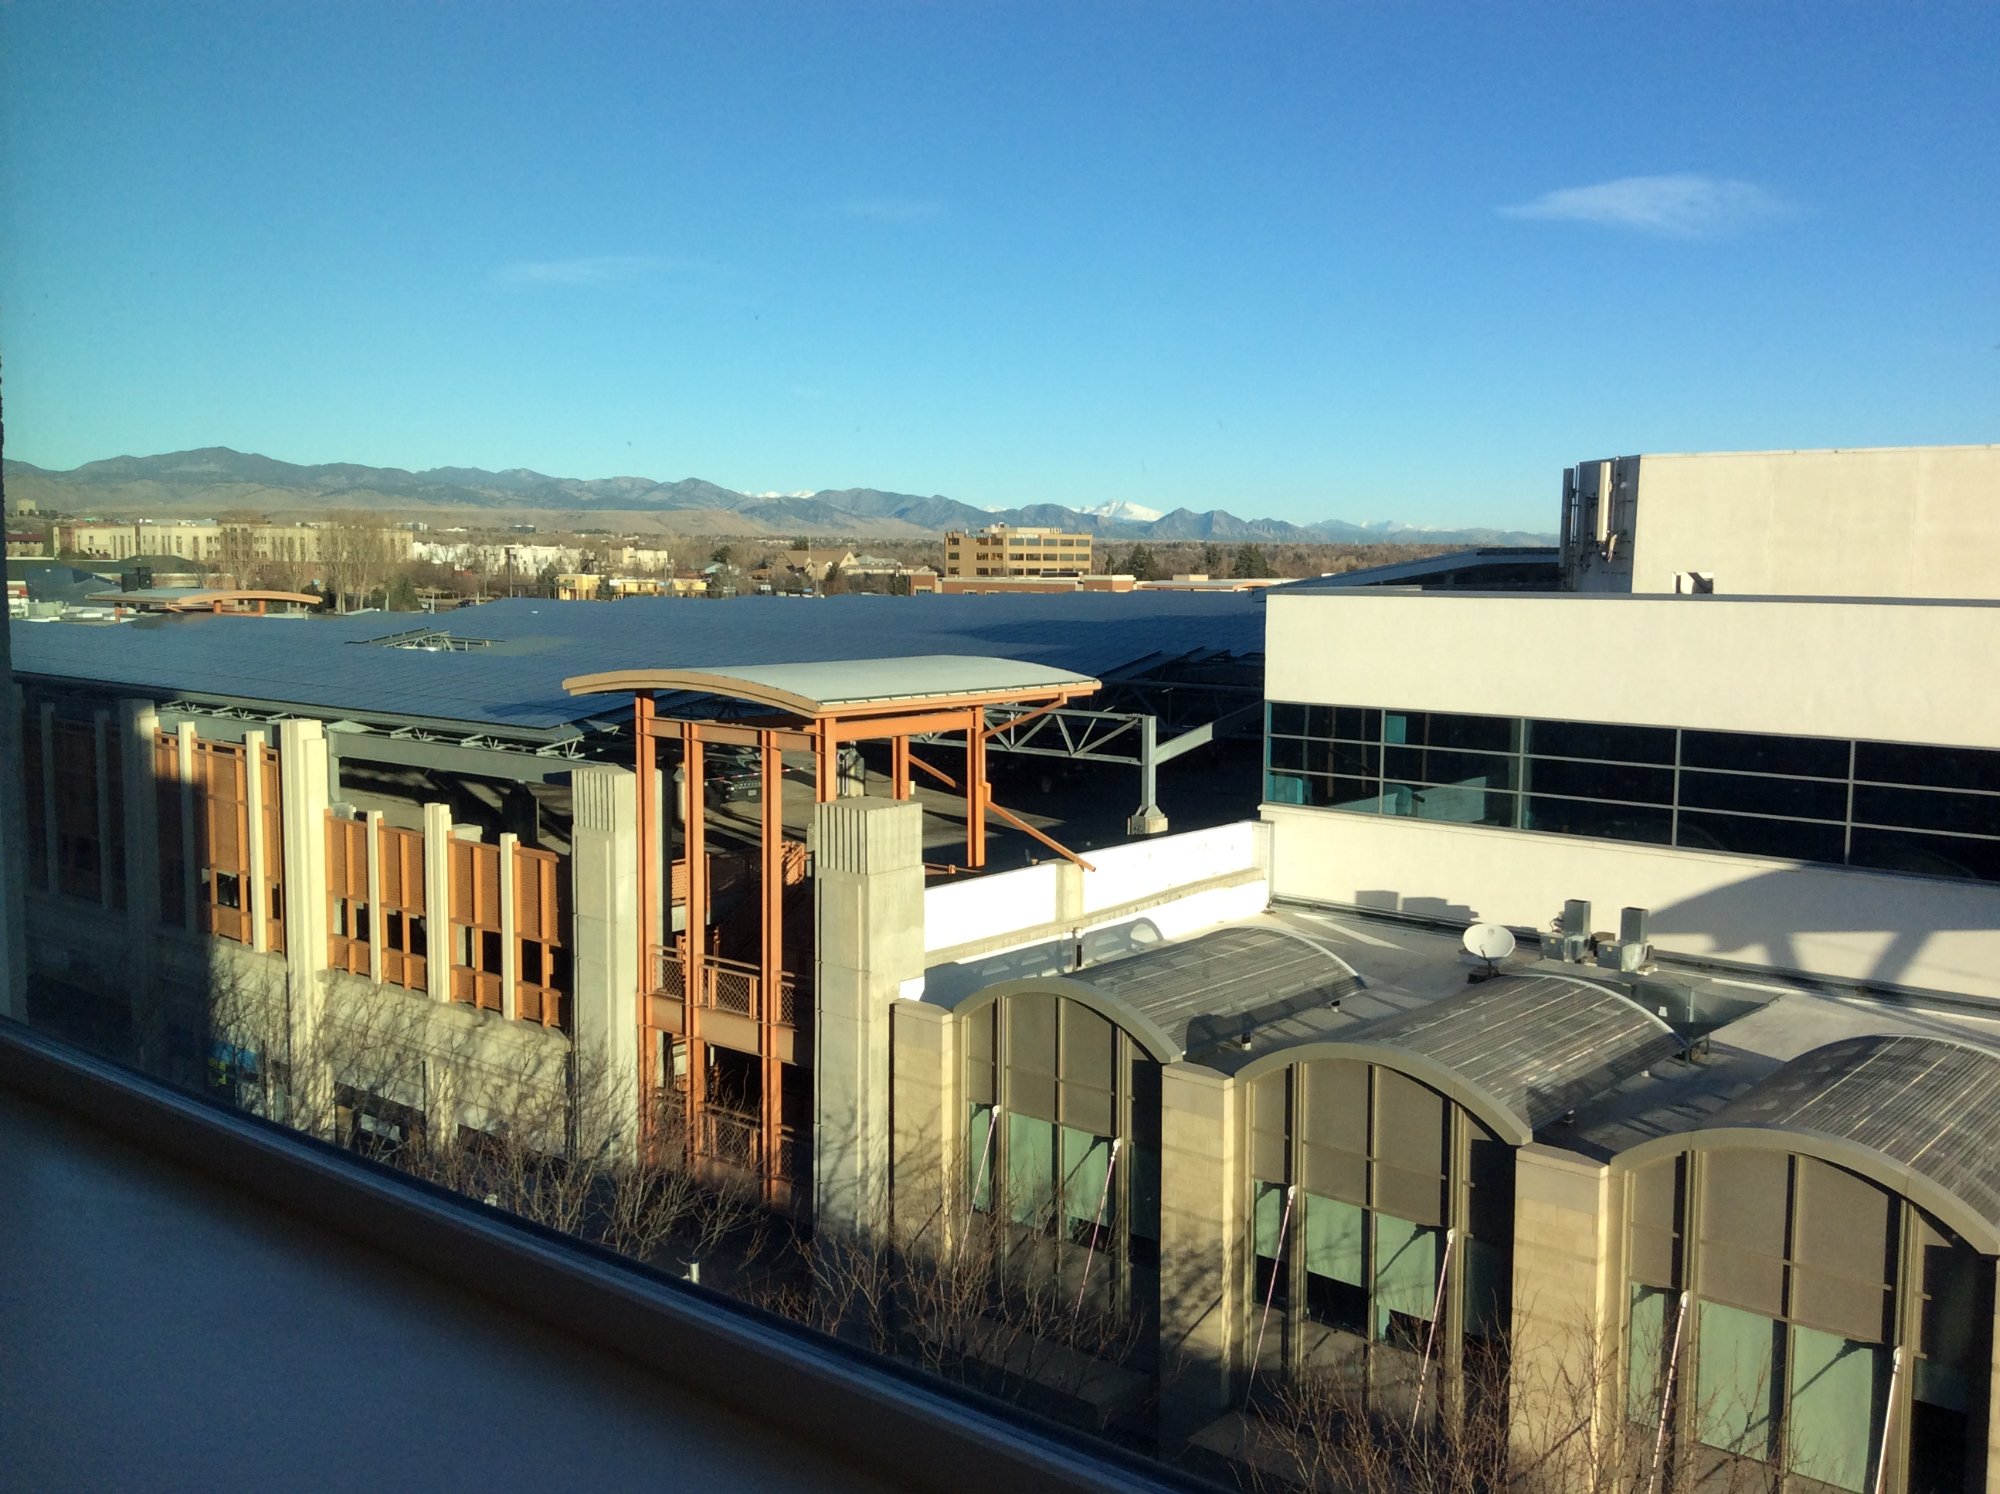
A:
8,591,1264,736
1085,926,1359,1060
1275,547,1561,593
1323,975,1683,1142
1700,1034,2000,1248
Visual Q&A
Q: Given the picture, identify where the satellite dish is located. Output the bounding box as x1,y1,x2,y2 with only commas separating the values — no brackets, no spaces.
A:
1462,923,1517,963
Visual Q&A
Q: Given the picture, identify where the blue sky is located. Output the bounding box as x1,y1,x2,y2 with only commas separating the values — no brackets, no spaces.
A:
2,2,1994,529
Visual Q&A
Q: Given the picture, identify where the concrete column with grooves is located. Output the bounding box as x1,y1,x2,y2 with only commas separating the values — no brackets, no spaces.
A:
571,766,639,1158
422,803,453,1005
812,795,925,1239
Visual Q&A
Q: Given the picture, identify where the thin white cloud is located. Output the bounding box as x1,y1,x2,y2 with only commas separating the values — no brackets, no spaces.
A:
491,255,668,288
1501,174,1786,238
835,197,943,222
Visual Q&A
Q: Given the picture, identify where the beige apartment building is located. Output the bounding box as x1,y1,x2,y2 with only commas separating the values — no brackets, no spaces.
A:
942,524,1093,578
61,520,415,570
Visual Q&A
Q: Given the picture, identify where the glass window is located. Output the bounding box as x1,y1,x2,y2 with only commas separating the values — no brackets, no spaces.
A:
1849,827,2000,883
1062,1126,1114,1246
1254,1180,1291,1311
1695,1300,1782,1463
1675,811,1848,864
967,1103,996,1211
1006,1113,1055,1227
1524,796,1673,845
1787,1327,1884,1493
1372,1214,1440,1344
1853,784,2000,839
1387,710,1514,754
1683,730,1849,779
1628,1283,1677,1427
1680,770,1849,822
1856,740,2000,794
1383,782,1518,827
1383,745,1519,791
1332,707,1380,742
1525,756,1674,805
1303,1193,1366,1333
1528,718,1676,765
1265,770,1309,806
1268,702,1308,738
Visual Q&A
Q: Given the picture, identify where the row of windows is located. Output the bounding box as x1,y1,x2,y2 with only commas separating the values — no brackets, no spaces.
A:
1267,705,2000,885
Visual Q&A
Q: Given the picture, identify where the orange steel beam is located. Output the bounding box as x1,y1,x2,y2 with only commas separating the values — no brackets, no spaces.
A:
965,707,987,869
986,799,1096,872
684,723,708,1145
649,717,813,753
907,752,959,791
824,706,1037,745
634,693,658,1147
759,728,783,1201
814,718,837,803
891,736,911,800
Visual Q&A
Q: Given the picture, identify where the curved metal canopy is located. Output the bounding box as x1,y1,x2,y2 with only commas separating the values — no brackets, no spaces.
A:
563,655,1098,720
1615,1033,2000,1255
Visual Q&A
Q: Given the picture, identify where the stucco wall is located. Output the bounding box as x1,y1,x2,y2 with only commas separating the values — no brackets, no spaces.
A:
1267,590,2000,750
1628,445,2000,599
1263,804,2000,1001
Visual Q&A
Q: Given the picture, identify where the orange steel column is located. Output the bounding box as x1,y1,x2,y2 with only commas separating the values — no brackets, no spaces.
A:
965,707,989,868
891,735,911,800
684,724,707,1146
759,728,783,1201
633,695,658,1141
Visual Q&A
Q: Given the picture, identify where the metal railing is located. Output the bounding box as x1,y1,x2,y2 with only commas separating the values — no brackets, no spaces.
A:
697,1106,762,1173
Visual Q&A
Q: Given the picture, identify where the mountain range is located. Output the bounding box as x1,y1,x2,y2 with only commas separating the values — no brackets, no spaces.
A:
1,447,1556,547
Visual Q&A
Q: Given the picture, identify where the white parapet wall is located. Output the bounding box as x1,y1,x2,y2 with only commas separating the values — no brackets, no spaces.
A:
918,822,1271,1004
1263,803,2000,1003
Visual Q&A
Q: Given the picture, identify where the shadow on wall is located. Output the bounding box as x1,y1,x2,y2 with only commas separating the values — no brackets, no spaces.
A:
919,919,1166,1006
1353,890,1480,925
1647,865,1997,995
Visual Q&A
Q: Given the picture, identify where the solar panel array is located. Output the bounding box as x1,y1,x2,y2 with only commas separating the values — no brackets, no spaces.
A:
1349,974,1686,1136
1713,1033,2000,1236
11,591,1264,734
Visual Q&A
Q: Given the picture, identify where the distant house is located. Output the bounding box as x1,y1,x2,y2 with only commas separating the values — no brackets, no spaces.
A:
780,548,857,587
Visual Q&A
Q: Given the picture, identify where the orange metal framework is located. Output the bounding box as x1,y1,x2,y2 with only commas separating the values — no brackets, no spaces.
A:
566,666,1095,1210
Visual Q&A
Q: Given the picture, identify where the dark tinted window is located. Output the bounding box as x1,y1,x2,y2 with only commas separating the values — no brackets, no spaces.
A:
1675,811,1847,863
1849,828,2000,882
1527,718,1676,764
1856,741,2000,794
1524,796,1672,845
1853,785,2000,838
1383,746,1518,791
1681,730,1848,778
1525,757,1675,805
1269,702,1306,737
1385,710,1514,753
1680,771,1848,822
1333,707,1381,742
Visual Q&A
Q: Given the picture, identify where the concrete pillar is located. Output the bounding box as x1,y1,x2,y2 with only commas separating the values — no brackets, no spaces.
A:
422,802,453,1005
1054,859,1085,929
120,701,163,1056
1158,1063,1243,1442
176,722,199,932
278,719,331,996
812,795,926,1240
364,810,385,986
244,729,270,954
498,831,519,1021
888,999,958,1249
1127,714,1169,836
1509,1144,1619,1480
571,766,639,1159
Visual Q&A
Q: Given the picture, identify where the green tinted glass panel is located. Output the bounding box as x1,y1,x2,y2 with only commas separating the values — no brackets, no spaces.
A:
1373,1213,1439,1339
1254,1180,1289,1261
1062,1126,1112,1232
1006,1112,1055,1227
967,1103,995,1211
1627,1284,1675,1427
1695,1301,1782,1462
1304,1193,1364,1287
1788,1327,1883,1494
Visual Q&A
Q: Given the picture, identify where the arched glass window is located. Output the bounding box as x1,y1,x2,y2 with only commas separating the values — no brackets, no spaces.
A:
1624,1149,1993,1494
961,991,1162,1336
1247,1058,1513,1420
